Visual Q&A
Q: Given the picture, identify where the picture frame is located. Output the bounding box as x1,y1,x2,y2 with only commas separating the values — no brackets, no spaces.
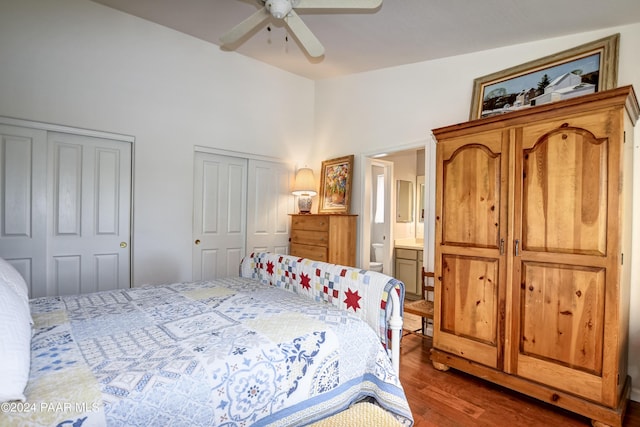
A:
469,34,619,120
318,155,354,214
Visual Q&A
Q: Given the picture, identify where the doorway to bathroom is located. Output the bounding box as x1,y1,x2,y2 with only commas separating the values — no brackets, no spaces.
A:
362,157,394,274
361,142,435,285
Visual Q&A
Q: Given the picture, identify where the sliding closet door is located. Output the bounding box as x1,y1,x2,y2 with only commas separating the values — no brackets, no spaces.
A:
47,132,131,296
192,153,295,280
192,152,247,280
0,123,132,297
246,159,293,255
0,125,48,296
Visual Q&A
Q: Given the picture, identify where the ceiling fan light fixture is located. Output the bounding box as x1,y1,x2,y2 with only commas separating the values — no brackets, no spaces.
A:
265,0,293,19
221,0,382,58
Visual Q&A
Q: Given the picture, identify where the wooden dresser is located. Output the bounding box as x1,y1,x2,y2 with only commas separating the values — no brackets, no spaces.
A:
431,86,638,427
289,214,357,267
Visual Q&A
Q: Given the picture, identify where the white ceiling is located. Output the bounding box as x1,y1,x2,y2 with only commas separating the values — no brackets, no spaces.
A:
91,0,640,80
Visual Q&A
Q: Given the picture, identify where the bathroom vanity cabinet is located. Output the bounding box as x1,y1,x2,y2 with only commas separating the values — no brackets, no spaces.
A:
394,246,422,297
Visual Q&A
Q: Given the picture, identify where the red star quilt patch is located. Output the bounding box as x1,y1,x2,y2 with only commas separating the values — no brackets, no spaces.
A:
344,288,361,312
300,273,311,290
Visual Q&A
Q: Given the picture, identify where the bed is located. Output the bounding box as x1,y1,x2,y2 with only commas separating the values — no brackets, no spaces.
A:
0,253,413,426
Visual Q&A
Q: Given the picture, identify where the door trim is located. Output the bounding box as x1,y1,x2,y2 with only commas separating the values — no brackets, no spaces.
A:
194,145,285,163
0,116,135,142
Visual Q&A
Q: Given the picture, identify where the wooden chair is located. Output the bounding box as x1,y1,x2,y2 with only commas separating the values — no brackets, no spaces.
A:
403,267,434,337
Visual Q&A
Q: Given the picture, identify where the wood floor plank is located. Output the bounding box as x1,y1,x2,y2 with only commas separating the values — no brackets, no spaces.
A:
398,333,640,426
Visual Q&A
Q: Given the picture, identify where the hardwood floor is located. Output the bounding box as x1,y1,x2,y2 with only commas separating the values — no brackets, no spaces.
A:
399,333,640,427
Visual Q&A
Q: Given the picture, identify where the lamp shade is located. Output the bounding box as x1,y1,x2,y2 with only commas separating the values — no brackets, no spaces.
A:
292,168,317,196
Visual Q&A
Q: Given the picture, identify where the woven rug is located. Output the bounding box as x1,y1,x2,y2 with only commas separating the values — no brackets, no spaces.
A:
309,401,404,427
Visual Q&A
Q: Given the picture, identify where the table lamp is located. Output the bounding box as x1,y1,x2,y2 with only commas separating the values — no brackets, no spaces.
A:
292,167,316,214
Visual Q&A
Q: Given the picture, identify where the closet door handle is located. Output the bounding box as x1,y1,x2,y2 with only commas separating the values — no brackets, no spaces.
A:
514,239,520,256
499,238,504,255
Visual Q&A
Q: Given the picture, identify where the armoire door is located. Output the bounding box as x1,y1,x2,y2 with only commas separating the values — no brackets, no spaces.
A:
512,112,619,404
0,123,132,297
434,129,510,369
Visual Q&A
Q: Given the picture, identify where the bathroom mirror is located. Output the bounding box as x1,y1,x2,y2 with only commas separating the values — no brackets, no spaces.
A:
396,180,413,223
417,175,425,223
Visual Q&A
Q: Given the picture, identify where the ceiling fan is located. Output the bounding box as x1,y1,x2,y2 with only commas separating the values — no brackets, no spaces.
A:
220,0,383,58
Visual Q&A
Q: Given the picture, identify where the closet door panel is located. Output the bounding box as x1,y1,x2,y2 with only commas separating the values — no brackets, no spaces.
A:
48,132,131,296
0,125,47,296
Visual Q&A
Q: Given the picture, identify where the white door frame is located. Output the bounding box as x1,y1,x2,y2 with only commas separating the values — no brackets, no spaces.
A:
0,116,135,143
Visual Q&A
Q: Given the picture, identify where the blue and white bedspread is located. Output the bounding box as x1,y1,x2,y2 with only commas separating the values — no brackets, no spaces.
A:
12,277,412,426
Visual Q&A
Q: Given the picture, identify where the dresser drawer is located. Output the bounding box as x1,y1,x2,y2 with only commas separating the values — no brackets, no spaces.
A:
289,214,357,267
291,215,329,231
291,229,329,246
290,243,328,262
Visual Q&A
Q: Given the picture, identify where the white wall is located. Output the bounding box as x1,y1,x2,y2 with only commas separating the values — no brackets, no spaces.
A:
0,0,315,285
314,23,640,402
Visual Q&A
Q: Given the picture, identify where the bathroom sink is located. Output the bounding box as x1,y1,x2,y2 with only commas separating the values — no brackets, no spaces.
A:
394,238,424,250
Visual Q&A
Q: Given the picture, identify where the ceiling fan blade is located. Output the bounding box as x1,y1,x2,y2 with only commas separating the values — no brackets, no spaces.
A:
220,7,270,45
285,10,325,57
295,0,382,9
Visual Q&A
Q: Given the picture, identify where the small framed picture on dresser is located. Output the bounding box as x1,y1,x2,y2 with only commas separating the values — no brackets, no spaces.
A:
318,155,354,214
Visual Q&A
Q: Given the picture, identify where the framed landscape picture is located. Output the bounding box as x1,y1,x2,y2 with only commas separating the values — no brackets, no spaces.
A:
470,34,619,120
318,155,354,214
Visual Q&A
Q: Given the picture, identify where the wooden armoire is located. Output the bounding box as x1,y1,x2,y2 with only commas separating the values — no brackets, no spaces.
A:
431,86,638,426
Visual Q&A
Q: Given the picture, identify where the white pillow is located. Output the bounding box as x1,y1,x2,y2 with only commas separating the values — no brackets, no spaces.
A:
0,284,32,402
0,257,29,302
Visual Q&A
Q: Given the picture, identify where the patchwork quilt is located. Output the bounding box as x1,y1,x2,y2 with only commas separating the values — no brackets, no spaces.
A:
7,277,412,426
239,252,406,354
